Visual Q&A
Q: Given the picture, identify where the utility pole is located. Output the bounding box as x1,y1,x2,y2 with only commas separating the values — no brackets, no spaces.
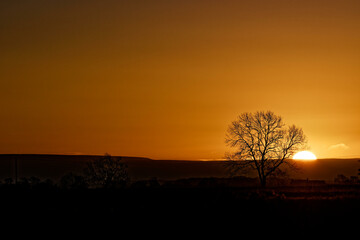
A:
14,156,18,185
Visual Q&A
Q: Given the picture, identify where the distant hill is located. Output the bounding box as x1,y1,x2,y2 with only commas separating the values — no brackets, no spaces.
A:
291,158,359,181
0,154,228,181
0,154,358,182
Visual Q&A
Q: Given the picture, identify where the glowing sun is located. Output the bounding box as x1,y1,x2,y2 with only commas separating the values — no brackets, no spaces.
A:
293,151,317,161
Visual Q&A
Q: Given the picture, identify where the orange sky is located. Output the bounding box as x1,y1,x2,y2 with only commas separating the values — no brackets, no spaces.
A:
0,0,359,159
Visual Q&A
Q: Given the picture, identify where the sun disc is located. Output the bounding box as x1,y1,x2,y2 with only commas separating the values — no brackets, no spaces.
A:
293,151,317,161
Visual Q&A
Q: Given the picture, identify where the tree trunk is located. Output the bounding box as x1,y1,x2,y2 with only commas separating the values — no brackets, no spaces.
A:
260,176,267,188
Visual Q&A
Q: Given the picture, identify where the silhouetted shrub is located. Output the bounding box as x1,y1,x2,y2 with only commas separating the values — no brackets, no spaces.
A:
3,178,13,185
29,176,41,185
131,177,161,188
84,153,129,188
60,172,88,189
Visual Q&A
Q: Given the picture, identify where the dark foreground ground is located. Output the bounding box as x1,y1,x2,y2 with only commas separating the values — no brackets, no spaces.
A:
1,183,359,235
0,155,359,235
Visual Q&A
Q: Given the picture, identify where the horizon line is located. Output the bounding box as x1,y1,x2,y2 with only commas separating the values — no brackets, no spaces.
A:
0,153,359,161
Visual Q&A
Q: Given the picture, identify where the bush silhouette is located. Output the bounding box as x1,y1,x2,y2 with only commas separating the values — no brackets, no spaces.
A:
60,172,88,189
84,153,129,188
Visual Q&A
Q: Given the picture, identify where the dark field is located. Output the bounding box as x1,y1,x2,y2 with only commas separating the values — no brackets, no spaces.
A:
1,184,359,233
0,154,359,233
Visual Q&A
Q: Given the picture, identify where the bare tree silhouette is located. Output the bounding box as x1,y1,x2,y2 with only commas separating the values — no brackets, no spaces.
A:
225,111,306,187
84,153,129,188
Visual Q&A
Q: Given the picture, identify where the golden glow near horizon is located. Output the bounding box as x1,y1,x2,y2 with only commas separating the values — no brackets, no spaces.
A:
293,151,317,161
0,1,359,159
